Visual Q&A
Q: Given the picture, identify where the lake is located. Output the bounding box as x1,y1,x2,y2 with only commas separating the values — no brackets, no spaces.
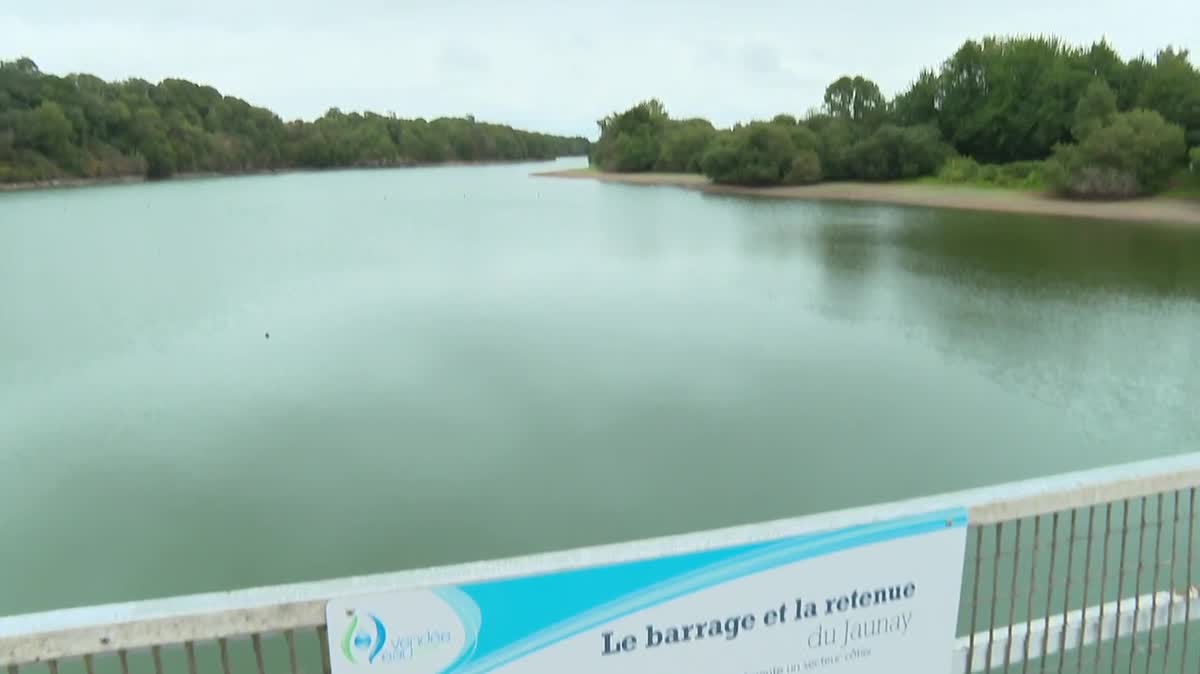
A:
2,158,1198,616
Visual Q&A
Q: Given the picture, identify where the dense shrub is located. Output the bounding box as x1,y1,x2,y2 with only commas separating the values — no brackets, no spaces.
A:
612,129,660,172
936,156,1050,188
937,156,980,182
1048,109,1187,198
1191,147,1200,171
1046,164,1140,199
846,124,953,180
811,117,856,180
590,99,668,172
700,123,797,186
785,150,823,185
655,119,716,173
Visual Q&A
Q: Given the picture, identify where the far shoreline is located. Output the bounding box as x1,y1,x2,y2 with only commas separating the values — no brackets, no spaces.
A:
0,157,582,194
533,168,1200,227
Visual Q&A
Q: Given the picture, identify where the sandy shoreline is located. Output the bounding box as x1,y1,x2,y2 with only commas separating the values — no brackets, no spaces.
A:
0,158,574,193
534,168,1200,227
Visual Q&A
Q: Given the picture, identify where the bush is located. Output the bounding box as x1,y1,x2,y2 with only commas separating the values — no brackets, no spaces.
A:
1055,165,1140,199
1191,147,1200,171
812,117,855,179
654,119,715,173
846,124,953,180
589,99,668,172
788,126,820,153
0,149,60,182
937,156,980,182
700,123,797,186
937,157,1047,188
994,161,1046,188
612,129,660,172
1048,109,1187,198
785,150,823,184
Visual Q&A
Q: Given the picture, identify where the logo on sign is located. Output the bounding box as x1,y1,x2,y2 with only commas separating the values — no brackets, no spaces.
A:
340,612,453,665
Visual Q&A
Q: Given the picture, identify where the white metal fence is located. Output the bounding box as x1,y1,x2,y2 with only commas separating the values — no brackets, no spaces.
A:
3,453,1199,674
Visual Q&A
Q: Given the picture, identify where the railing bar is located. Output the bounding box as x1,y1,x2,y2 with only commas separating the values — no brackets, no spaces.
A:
286,629,299,674
84,655,94,674
1039,512,1059,674
186,641,198,674
252,634,266,674
119,650,130,674
1057,508,1077,672
1004,518,1023,674
968,527,984,670
1076,505,1095,674
219,637,232,674
1145,493,1164,672
1111,499,1129,674
986,522,1003,673
152,645,163,674
1022,514,1041,674
1163,490,1180,663
1129,496,1148,674
1182,487,1196,668
1094,502,1112,673
319,626,333,674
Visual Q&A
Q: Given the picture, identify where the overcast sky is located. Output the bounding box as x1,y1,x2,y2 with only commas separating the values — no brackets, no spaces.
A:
5,0,1199,138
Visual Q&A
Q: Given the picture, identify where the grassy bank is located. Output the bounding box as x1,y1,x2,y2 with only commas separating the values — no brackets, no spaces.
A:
1161,171,1200,198
535,168,1200,227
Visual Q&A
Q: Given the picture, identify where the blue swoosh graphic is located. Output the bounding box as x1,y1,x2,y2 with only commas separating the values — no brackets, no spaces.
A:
448,508,965,674
435,587,483,672
369,614,387,663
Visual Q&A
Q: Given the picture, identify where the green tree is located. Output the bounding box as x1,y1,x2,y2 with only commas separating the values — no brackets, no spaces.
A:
1136,48,1200,145
823,76,886,126
1072,79,1118,141
0,58,588,183
26,102,75,164
935,37,1093,162
892,70,940,127
589,99,668,172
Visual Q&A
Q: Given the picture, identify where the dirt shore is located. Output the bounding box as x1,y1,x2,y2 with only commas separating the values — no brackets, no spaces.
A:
534,168,1200,227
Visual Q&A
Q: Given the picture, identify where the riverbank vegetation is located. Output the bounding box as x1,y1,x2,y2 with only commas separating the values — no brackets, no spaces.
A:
0,58,589,184
589,36,1200,199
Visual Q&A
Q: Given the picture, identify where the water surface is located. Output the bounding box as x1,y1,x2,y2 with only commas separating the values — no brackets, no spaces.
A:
2,158,1198,615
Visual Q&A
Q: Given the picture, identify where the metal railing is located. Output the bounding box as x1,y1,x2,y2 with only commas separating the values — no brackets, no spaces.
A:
3,452,1200,674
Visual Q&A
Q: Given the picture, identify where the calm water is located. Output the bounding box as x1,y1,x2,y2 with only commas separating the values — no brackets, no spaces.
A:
2,158,1199,616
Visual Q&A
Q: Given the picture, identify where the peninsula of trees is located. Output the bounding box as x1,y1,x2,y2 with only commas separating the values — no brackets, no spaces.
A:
0,58,590,184
589,36,1200,199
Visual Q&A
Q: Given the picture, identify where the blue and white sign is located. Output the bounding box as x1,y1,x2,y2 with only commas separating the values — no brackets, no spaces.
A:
326,508,967,674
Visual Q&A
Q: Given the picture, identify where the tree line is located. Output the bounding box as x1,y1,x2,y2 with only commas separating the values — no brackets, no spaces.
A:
590,36,1200,198
0,58,590,184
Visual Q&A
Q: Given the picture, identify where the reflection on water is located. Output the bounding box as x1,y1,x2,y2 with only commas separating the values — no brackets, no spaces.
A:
1,160,1199,615
733,196,1200,457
